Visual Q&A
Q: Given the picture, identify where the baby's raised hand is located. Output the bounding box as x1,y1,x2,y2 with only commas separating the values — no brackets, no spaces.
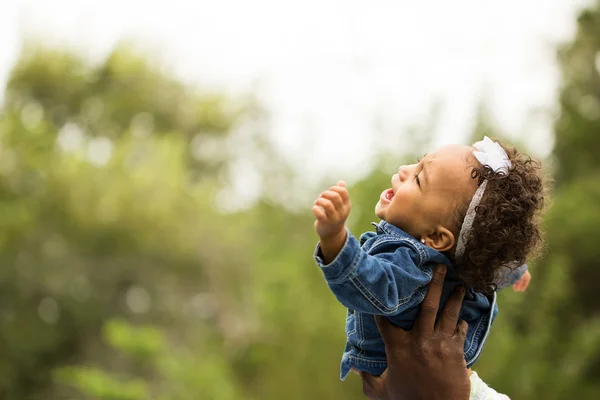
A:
312,181,351,240
513,270,531,292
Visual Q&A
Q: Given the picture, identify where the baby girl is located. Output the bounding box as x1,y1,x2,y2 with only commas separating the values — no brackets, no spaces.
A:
312,137,544,380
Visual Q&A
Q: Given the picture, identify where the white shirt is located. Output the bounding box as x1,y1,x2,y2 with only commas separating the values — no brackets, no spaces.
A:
470,371,510,400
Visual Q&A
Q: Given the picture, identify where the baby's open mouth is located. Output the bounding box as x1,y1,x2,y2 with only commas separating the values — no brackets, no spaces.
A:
380,188,395,204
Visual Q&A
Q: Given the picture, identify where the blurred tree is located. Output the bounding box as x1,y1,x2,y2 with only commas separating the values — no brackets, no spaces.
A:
0,43,255,399
552,3,600,314
545,0,600,387
4,42,249,178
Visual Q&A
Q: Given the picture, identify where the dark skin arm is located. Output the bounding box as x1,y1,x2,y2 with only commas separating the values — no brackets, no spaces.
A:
360,265,471,400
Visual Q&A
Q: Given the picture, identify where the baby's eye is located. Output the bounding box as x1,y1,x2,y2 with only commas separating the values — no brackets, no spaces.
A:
414,174,421,186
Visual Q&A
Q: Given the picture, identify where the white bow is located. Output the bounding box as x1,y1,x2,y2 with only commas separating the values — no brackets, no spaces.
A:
473,136,511,175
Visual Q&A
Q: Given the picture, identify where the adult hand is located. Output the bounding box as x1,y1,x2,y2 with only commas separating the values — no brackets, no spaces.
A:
360,265,470,400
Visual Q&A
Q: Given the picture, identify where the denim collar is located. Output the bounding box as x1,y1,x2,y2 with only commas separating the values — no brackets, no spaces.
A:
371,220,409,236
371,222,481,296
371,220,438,257
368,220,471,287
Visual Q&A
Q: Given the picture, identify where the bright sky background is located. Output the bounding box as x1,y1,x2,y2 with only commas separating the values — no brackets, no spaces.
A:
0,0,592,186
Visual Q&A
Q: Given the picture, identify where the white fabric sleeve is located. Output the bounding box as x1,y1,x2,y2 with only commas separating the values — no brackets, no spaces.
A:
469,371,511,400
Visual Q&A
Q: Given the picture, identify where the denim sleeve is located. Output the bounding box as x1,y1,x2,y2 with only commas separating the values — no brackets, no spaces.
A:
496,264,528,290
314,229,432,316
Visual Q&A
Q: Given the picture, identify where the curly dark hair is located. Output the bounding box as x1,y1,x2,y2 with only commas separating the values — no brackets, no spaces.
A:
451,140,546,294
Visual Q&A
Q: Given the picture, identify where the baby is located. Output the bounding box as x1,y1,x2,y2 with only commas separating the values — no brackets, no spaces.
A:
312,137,544,380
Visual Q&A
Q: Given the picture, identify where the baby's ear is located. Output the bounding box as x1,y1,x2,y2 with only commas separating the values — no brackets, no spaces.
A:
424,226,455,252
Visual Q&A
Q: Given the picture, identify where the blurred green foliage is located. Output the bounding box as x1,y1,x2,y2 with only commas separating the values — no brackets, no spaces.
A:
1,3,600,399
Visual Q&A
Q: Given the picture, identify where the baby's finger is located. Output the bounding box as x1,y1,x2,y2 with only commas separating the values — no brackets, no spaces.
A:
312,205,328,221
315,197,336,216
330,185,350,203
513,283,525,292
321,190,344,209
522,272,531,288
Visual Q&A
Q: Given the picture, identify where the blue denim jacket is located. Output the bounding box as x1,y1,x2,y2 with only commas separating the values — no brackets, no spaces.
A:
314,221,526,380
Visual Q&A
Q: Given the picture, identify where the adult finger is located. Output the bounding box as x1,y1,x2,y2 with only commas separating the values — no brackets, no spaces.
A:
415,264,446,334
435,285,465,335
454,319,468,343
375,315,408,349
359,371,386,400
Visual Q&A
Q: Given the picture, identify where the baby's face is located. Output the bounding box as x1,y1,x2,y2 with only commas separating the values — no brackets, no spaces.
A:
375,144,479,241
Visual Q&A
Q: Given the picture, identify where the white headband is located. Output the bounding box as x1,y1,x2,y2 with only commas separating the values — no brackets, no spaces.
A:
455,137,512,259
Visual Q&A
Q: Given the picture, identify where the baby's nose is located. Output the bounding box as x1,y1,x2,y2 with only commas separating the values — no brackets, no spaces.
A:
398,166,409,180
